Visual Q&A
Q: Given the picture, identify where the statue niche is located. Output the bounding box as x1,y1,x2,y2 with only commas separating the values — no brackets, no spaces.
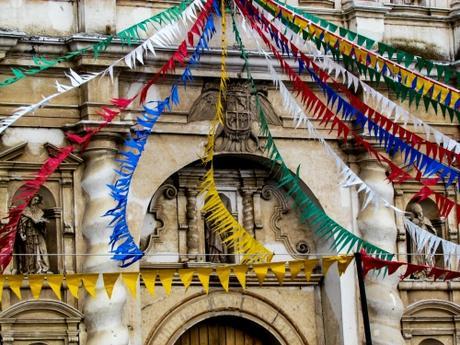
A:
205,193,234,263
405,200,443,272
189,81,281,153
14,194,51,274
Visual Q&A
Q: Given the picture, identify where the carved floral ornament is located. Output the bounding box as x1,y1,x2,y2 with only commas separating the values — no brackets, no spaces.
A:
189,81,281,153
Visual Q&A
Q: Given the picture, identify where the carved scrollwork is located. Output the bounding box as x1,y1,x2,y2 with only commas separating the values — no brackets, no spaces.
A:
141,184,178,251
295,240,310,254
261,184,312,259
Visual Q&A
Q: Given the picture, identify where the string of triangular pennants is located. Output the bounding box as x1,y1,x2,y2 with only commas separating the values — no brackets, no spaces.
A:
0,0,205,135
232,4,392,260
270,0,460,89
0,0,195,88
241,0,460,224
238,1,460,268
0,256,354,300
0,0,458,270
360,250,460,281
254,0,459,120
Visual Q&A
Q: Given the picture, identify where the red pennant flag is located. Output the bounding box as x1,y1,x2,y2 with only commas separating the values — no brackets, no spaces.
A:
427,266,447,281
413,186,433,201
444,270,460,281
400,263,427,280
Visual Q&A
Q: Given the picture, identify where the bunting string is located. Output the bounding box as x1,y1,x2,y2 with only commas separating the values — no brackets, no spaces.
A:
360,250,460,281
104,1,218,267
269,0,460,88
0,103,121,272
0,0,195,88
239,12,460,271
254,1,460,165
0,0,206,135
198,0,273,264
0,255,353,300
242,0,460,224
233,1,392,260
254,0,460,119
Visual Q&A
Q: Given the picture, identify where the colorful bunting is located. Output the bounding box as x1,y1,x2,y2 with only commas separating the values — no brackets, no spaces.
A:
234,0,393,260
0,0,196,88
0,256,352,300
105,1,218,267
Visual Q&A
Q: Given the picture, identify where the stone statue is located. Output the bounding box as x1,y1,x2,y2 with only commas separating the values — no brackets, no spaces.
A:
406,202,438,270
15,194,51,274
205,193,233,263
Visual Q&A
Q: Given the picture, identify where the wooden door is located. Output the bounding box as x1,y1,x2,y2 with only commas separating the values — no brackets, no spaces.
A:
175,316,280,345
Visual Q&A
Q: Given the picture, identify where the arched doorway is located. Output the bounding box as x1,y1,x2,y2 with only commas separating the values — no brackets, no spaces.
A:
175,316,281,345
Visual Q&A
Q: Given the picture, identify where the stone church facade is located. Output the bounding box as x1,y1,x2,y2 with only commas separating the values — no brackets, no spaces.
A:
0,0,459,344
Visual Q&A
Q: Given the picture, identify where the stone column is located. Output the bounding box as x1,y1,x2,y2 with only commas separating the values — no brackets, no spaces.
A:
80,132,129,345
356,153,405,345
241,188,255,235
185,188,200,260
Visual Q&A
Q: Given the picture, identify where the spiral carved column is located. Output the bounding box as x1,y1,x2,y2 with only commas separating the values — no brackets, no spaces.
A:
241,188,255,235
356,153,405,345
80,133,129,345
185,188,200,259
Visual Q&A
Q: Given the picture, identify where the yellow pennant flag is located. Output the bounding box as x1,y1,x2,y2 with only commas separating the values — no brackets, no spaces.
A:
122,273,139,298
103,273,119,299
322,256,340,276
304,259,319,281
178,269,195,290
337,256,354,275
289,261,304,280
28,275,44,300
216,266,230,292
158,269,175,296
7,275,23,300
270,262,286,284
82,274,99,298
66,274,81,299
46,275,63,300
253,263,269,285
232,265,248,289
141,272,157,297
196,267,212,294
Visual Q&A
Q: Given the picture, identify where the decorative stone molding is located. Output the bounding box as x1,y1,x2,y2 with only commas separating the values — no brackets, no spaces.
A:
401,299,460,343
0,299,83,345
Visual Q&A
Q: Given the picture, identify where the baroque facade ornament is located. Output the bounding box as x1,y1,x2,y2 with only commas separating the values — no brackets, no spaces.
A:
189,81,281,153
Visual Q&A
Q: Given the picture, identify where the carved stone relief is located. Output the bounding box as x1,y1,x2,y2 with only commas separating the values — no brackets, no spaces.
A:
189,81,281,153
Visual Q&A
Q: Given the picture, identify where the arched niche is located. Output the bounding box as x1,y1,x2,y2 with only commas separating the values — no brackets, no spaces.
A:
11,185,59,274
139,153,331,264
0,299,83,345
405,198,445,268
401,299,460,344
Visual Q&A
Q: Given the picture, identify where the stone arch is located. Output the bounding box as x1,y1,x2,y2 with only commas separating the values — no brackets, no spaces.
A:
144,290,309,345
0,299,83,345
